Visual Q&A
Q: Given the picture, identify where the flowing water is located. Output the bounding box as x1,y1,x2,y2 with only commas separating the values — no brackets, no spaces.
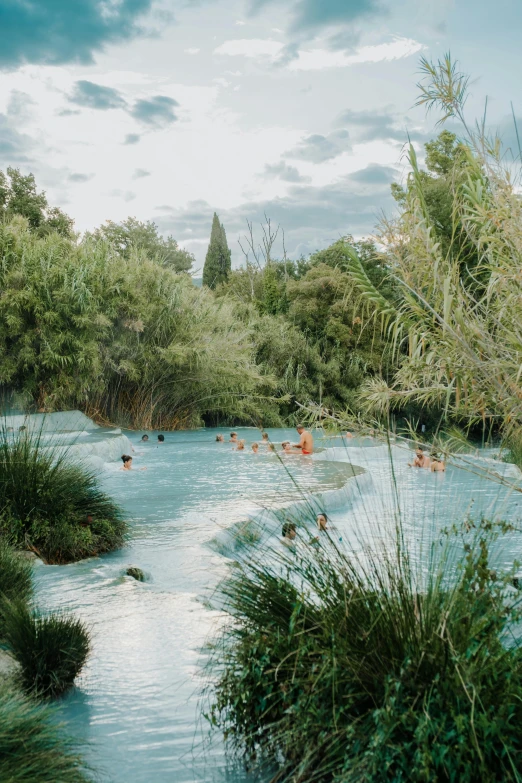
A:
33,428,522,783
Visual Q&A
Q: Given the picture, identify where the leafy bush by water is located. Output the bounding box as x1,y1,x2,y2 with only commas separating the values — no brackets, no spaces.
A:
2,601,91,698
0,686,90,783
209,520,522,782
0,540,33,634
0,432,126,563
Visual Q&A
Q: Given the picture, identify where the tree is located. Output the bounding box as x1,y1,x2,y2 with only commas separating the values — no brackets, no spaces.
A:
88,217,193,273
0,167,74,237
202,213,231,289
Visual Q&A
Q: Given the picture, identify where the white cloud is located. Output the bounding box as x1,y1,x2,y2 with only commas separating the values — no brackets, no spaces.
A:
235,20,246,26
184,48,200,55
214,38,284,59
214,36,424,71
213,77,231,87
289,37,425,71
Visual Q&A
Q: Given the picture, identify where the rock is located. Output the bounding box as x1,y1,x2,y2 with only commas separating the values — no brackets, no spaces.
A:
125,567,145,582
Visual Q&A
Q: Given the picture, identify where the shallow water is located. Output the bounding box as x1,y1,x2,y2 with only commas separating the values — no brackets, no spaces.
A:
34,429,522,782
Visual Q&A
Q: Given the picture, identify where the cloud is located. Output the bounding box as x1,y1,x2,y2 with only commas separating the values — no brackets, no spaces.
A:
214,38,283,59
288,37,424,70
69,80,127,110
0,0,152,69
287,129,351,163
334,107,432,145
263,162,311,183
68,172,94,183
289,0,380,31
124,133,141,145
347,164,397,184
184,48,200,54
0,114,34,163
132,168,151,179
57,108,81,117
215,36,424,71
7,90,36,123
154,169,395,265
109,189,137,202
130,96,179,126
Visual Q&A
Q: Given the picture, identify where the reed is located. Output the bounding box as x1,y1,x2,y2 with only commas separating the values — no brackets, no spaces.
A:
0,540,33,633
2,601,91,698
0,430,126,563
208,514,522,782
0,686,90,782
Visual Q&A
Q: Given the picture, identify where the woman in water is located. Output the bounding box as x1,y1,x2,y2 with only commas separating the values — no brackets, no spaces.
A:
121,454,133,470
235,439,245,451
216,434,224,442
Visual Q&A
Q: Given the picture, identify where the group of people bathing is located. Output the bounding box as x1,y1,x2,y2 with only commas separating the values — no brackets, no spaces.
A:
215,425,314,456
281,512,336,549
120,433,165,470
408,446,446,472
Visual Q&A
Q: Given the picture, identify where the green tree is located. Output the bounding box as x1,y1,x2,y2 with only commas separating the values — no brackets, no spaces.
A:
88,216,193,273
0,167,74,237
203,213,231,289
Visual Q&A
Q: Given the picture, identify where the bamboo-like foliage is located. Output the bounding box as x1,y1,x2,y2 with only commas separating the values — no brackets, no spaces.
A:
345,56,522,446
0,219,271,428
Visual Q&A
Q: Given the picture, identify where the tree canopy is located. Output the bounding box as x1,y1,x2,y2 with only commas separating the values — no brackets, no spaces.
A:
0,167,74,237
202,213,232,289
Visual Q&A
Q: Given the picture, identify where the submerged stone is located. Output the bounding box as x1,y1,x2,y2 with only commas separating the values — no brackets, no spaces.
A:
125,566,145,582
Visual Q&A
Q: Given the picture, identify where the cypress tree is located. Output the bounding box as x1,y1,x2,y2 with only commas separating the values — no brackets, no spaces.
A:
203,213,231,289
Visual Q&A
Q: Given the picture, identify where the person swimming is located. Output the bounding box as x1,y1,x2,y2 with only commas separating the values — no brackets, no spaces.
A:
141,434,149,442
216,434,224,442
430,454,446,472
251,442,259,453
261,432,269,445
121,454,133,470
293,424,313,454
235,439,245,451
281,522,297,547
408,447,431,469
158,434,165,443
229,432,238,443
282,441,301,454
317,512,328,532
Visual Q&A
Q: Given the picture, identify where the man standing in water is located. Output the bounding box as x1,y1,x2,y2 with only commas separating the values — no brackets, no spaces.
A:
293,424,313,455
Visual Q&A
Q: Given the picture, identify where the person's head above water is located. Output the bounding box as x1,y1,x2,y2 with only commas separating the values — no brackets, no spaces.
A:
251,442,259,452
230,432,238,441
282,522,297,540
121,454,133,469
216,434,224,442
317,512,328,531
141,434,149,442
158,434,165,443
236,439,245,450
296,424,305,433
281,441,290,450
261,432,269,441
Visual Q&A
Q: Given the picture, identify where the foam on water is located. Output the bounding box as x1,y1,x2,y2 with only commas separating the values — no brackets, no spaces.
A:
32,428,522,783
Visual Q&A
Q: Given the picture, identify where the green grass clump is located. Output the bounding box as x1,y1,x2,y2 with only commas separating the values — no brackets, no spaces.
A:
2,602,91,698
209,521,522,782
0,432,126,563
0,686,90,782
0,540,33,634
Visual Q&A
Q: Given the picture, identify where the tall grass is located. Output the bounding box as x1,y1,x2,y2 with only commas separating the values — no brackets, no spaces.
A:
208,515,522,782
0,686,90,782
0,430,126,563
2,601,91,698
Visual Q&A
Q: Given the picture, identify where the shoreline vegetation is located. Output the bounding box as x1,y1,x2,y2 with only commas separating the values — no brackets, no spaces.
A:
1,52,522,782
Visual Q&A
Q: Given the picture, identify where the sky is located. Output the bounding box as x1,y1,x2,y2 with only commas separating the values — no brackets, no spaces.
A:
1,0,522,272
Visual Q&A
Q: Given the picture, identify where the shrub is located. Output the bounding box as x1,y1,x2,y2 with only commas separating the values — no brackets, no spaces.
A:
0,432,126,563
0,540,33,633
0,686,90,782
2,601,91,698
208,520,522,782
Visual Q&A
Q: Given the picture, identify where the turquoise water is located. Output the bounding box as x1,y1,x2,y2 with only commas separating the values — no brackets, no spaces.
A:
33,429,522,782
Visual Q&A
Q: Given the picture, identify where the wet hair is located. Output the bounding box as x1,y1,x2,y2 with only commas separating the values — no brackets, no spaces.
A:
141,434,149,441
282,522,296,537
216,434,224,441
268,444,276,452
237,439,245,450
252,442,259,449
282,441,290,447
317,512,328,523
261,432,269,440
158,434,165,442
121,454,132,464
230,432,237,437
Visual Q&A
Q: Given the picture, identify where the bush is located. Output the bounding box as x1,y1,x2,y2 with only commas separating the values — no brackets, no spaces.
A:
0,686,90,782
0,539,33,630
2,601,91,698
209,520,522,782
0,432,126,563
